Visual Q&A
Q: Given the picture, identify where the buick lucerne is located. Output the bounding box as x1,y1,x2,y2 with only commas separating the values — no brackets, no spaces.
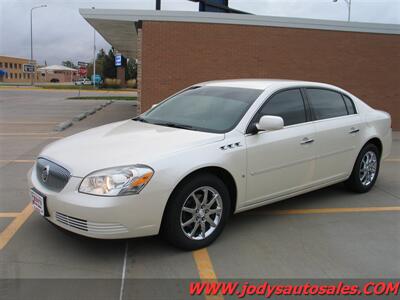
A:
28,80,392,250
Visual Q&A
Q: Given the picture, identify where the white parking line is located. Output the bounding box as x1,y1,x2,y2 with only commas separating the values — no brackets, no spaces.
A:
119,242,129,300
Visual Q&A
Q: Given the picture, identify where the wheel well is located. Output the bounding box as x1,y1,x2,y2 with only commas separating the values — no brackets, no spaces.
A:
164,167,237,217
366,137,382,157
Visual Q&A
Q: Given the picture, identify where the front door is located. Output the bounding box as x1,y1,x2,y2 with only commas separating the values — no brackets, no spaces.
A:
244,88,317,206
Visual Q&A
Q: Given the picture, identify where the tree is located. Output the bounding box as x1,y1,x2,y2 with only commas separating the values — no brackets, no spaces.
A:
102,48,116,79
86,47,137,80
87,49,106,78
62,60,77,69
125,59,137,80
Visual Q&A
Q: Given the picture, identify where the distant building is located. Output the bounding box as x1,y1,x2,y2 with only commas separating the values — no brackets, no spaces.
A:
0,55,37,83
37,65,79,83
0,56,80,84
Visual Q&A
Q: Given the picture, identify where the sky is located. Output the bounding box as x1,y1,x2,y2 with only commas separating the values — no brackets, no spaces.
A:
1,0,399,65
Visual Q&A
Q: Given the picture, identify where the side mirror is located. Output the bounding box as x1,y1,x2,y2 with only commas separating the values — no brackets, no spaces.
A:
256,115,284,132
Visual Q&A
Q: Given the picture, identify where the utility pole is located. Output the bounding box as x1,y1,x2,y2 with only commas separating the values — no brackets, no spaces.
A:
93,28,96,87
333,0,352,22
92,7,96,87
30,4,47,86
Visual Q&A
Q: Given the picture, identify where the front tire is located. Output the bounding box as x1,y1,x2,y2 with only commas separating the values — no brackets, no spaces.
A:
162,173,231,250
345,143,380,193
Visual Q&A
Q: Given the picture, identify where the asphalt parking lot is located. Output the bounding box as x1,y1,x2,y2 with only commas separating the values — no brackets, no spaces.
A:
0,88,399,299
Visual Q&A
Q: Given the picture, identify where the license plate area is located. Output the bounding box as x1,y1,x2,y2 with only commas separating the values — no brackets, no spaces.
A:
30,188,48,217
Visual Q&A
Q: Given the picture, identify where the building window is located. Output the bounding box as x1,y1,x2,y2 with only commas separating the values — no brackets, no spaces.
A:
5,62,9,68
14,63,17,69
0,62,2,68
18,64,22,69
19,73,22,79
10,73,13,79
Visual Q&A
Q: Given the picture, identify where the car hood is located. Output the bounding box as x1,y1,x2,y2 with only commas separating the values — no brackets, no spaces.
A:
40,120,224,177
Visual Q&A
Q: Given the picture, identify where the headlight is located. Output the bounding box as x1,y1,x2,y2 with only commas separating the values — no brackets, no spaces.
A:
79,165,154,196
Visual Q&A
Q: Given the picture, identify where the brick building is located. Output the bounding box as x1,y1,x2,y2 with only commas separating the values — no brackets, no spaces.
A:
80,10,400,129
0,55,37,83
37,65,79,83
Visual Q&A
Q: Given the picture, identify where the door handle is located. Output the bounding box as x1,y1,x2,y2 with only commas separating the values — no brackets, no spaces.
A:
349,127,360,134
300,137,314,145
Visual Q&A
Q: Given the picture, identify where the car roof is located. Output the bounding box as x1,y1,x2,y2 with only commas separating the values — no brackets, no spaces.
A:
200,79,339,91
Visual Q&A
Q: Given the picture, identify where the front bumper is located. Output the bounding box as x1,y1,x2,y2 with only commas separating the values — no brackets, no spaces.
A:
28,166,168,239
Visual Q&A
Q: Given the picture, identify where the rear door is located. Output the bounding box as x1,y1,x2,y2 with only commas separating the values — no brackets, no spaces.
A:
305,88,363,184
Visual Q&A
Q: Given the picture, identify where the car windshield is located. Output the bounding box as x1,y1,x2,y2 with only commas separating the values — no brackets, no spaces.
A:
137,86,263,133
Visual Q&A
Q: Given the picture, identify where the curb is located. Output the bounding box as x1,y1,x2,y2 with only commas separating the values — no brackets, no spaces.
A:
88,108,97,115
73,112,89,121
54,121,73,132
55,100,115,132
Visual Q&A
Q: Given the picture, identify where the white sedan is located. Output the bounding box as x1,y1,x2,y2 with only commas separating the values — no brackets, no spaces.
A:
74,78,92,85
28,79,392,250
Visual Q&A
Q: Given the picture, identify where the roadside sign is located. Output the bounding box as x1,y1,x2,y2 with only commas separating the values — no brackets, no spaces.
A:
23,64,35,73
78,61,88,67
78,67,87,76
115,54,122,67
91,74,102,84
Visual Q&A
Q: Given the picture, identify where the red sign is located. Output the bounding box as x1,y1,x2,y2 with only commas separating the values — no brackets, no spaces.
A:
78,67,87,76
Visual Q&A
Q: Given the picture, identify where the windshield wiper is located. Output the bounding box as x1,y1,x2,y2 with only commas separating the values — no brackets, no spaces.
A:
154,122,195,130
133,116,149,123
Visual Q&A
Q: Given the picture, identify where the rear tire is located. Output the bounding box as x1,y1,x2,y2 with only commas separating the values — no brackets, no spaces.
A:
345,143,380,193
162,173,231,250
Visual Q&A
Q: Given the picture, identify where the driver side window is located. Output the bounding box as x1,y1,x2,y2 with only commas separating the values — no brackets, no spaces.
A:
259,89,307,126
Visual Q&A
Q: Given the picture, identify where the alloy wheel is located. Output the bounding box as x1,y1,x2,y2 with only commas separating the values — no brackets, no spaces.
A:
359,150,377,186
180,186,223,240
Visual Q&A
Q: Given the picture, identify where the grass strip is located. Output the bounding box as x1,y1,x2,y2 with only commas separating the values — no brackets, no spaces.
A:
67,96,137,101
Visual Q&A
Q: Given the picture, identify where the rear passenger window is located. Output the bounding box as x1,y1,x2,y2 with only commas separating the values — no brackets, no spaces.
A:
307,89,348,120
342,94,356,114
260,89,306,126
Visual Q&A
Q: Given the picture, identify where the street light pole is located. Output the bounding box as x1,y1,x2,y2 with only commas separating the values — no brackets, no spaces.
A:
30,4,47,86
93,28,96,87
92,7,96,88
333,0,352,22
347,0,352,22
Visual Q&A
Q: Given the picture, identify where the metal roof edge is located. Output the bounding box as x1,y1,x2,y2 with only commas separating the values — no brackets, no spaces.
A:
79,9,400,35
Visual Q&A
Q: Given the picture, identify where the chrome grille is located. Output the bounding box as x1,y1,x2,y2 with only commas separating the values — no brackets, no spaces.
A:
56,212,128,234
36,158,70,192
56,212,88,231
